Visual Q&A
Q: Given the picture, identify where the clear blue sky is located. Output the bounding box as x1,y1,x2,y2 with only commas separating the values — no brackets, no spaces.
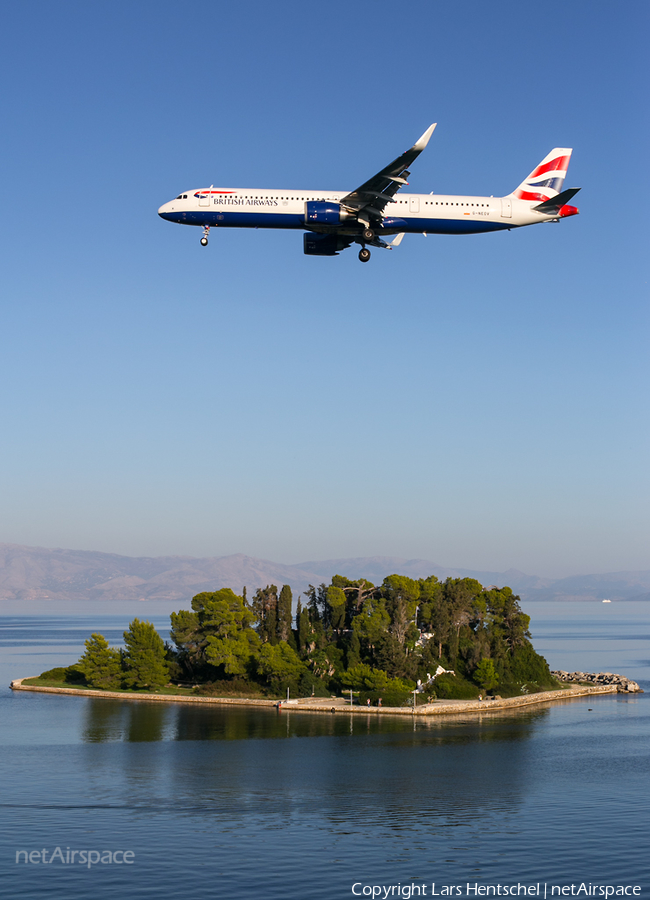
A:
0,1,647,578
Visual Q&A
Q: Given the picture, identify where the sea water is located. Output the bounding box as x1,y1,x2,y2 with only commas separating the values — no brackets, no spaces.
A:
0,602,648,899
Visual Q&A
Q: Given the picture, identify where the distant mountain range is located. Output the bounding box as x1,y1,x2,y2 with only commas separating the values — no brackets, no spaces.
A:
0,543,648,612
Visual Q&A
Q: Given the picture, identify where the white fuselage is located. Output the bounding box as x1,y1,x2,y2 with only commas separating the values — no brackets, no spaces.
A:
158,188,553,236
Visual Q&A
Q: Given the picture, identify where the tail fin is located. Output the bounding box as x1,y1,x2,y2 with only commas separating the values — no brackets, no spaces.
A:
509,148,573,202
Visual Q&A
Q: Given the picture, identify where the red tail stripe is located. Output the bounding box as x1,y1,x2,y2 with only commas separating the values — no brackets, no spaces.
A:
515,190,549,201
528,155,571,179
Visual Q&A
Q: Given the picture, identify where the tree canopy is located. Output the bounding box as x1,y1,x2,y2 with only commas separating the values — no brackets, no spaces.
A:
165,573,552,701
122,618,170,690
73,620,170,692
78,633,122,690
67,573,552,704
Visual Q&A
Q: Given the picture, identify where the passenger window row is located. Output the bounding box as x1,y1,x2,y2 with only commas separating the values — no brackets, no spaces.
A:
182,194,489,208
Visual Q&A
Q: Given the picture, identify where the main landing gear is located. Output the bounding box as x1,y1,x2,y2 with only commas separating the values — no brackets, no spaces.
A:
359,247,371,263
200,225,210,246
362,227,375,242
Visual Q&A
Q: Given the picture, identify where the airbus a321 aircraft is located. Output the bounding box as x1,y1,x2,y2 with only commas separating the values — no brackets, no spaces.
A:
157,124,579,262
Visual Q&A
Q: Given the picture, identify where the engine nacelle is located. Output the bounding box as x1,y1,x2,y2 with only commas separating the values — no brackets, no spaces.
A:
303,233,344,256
304,201,347,226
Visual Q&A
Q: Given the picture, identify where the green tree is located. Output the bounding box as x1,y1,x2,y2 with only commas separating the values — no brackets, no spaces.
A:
382,575,421,645
340,663,378,691
445,578,482,659
122,619,170,691
330,575,376,622
341,663,414,707
296,599,315,655
351,596,391,659
430,592,452,659
346,629,362,668
256,641,307,691
304,583,329,625
277,585,293,642
474,658,499,692
326,585,347,633
375,632,418,680
199,589,260,675
166,570,550,699
170,609,203,677
78,633,122,690
483,587,533,680
251,584,278,644
509,642,552,685
417,575,441,630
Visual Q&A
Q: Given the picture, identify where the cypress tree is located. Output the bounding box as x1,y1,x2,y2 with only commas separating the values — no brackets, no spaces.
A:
251,585,278,643
297,599,313,655
347,629,362,668
277,585,293,642
295,599,303,650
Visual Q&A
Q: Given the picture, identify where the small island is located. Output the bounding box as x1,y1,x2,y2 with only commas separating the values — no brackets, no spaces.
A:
13,574,641,712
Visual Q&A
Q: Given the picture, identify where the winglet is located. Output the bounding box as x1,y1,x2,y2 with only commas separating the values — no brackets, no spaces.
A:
390,232,406,247
413,123,437,152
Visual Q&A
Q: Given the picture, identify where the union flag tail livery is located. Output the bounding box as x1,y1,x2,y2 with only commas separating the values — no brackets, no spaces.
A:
510,148,573,202
158,126,580,262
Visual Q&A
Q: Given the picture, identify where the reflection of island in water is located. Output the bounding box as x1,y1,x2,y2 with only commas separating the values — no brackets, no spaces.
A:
81,700,546,832
82,698,548,744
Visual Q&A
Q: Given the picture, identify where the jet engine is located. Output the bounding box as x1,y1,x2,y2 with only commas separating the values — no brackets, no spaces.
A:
303,233,350,256
304,201,350,226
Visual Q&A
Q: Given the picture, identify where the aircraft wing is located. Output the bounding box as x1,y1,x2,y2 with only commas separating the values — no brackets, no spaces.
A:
340,124,436,220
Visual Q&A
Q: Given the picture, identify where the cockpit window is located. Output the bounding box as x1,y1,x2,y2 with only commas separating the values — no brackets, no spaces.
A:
176,195,182,199
183,195,187,199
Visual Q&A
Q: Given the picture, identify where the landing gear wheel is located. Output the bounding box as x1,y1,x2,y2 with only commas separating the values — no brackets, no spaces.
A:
200,224,211,246
200,237,208,246
362,227,375,242
359,248,371,263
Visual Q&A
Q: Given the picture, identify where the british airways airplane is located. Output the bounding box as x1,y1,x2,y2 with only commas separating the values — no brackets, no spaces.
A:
157,124,579,262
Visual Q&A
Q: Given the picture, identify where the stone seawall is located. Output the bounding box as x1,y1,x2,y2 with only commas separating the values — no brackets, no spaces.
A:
10,678,620,717
10,679,278,707
551,670,642,692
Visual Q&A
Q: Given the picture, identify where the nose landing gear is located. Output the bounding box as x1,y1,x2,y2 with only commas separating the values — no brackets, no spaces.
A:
359,247,371,263
200,225,210,246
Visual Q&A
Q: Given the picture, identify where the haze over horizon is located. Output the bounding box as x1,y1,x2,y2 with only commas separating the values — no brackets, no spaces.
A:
1,542,648,614
1,539,647,583
0,1,647,581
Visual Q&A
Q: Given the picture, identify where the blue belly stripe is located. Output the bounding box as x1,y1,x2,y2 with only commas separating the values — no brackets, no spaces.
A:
159,210,511,236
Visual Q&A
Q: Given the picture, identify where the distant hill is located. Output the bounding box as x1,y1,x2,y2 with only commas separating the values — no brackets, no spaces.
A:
0,544,324,607
0,543,648,613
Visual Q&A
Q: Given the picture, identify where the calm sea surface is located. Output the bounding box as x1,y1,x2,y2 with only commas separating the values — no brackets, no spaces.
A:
0,602,648,900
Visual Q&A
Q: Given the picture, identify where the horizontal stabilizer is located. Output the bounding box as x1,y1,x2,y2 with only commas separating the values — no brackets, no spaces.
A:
533,187,581,214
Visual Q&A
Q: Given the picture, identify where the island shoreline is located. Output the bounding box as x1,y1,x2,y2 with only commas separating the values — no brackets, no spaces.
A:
9,678,621,717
